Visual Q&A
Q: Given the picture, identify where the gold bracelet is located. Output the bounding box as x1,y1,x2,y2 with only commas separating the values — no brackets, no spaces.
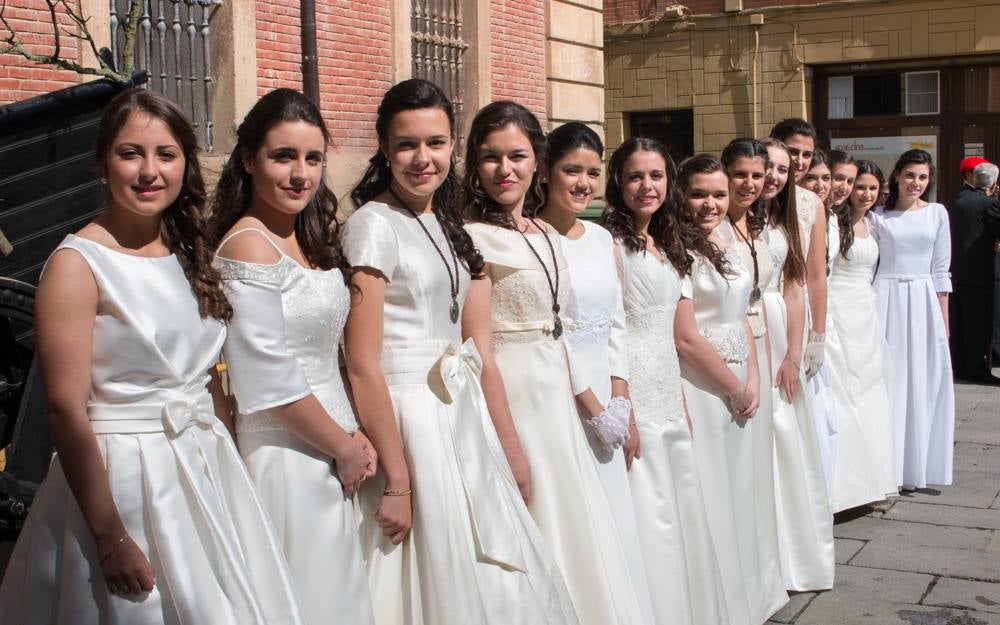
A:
383,488,412,497
98,532,129,565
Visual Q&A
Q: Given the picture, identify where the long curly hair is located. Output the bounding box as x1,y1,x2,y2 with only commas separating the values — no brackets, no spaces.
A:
884,149,936,212
350,79,483,277
96,88,231,321
838,159,884,259
208,88,349,283
761,138,806,284
720,137,768,237
462,101,546,226
673,153,732,276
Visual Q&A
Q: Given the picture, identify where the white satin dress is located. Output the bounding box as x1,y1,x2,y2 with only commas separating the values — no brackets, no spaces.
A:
466,221,644,625
872,204,955,488
214,228,374,625
618,242,729,625
560,221,656,625
342,202,579,625
763,224,835,590
680,223,788,625
0,235,304,625
826,219,898,508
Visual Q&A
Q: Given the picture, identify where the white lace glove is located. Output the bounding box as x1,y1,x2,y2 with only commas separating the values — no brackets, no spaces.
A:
803,331,825,380
587,397,631,452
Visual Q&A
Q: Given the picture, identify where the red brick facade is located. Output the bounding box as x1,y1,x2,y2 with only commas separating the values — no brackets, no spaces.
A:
490,0,548,124
0,0,83,104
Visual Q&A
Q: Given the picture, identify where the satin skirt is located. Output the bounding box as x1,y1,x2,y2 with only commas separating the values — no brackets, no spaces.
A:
805,293,838,507
628,415,729,625
238,429,374,625
0,423,304,625
355,339,579,625
494,337,644,625
763,291,835,591
682,358,783,625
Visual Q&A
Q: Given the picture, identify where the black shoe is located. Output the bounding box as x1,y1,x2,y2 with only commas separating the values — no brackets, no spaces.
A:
970,373,1000,386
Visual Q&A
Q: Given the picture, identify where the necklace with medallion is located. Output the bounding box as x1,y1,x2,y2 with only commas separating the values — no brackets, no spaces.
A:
514,216,564,340
729,215,762,303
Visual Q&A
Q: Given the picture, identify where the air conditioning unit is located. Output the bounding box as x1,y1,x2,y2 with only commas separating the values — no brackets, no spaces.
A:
904,71,940,115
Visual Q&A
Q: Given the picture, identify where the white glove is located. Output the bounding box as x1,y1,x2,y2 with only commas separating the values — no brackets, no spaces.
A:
803,332,825,379
587,397,631,452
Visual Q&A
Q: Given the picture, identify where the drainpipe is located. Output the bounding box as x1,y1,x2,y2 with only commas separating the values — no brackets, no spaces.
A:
301,0,320,106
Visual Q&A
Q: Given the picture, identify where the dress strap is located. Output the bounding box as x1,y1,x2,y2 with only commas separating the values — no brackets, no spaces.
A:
217,227,286,259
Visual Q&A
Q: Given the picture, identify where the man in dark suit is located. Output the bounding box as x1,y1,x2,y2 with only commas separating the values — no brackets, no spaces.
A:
949,161,1000,384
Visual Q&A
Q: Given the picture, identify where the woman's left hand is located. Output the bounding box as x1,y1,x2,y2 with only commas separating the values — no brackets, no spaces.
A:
774,357,800,402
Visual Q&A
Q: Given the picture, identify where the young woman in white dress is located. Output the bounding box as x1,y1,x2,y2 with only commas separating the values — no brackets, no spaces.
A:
207,89,376,625
602,137,729,625
872,149,955,489
343,80,578,625
759,138,835,591
462,108,644,625
827,159,898,508
720,139,789,621
800,150,832,207
675,154,787,625
0,90,305,624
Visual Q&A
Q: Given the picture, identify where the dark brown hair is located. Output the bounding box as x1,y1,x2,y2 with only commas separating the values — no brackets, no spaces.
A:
462,101,546,226
209,88,349,281
885,149,936,211
672,153,732,276
720,137,768,237
837,159,884,258
351,79,483,277
761,138,806,284
96,88,231,321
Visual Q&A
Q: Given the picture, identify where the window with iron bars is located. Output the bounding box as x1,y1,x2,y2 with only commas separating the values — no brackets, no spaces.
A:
411,0,469,146
110,0,221,152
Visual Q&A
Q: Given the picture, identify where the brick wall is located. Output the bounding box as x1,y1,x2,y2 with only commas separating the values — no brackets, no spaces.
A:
0,0,83,105
255,0,303,95
491,0,548,124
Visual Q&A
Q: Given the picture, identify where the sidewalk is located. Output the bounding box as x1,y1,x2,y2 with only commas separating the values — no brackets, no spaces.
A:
768,379,1000,625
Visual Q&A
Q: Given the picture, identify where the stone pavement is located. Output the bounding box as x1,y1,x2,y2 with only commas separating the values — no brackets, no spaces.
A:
767,379,1000,625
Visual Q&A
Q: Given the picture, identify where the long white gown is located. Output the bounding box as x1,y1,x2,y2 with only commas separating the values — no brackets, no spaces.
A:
680,222,788,625
731,230,790,620
797,185,838,504
872,203,955,488
342,202,578,625
618,242,729,625
560,221,656,625
826,219,898,509
763,224,835,591
0,235,305,625
465,221,644,625
214,228,374,625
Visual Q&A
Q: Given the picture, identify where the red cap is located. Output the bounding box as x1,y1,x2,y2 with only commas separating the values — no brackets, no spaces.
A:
959,156,989,173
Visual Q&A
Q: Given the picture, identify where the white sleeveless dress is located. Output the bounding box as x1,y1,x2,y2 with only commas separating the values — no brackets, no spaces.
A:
680,223,788,625
0,234,304,625
342,202,579,625
213,229,374,625
763,224,835,590
465,221,644,625
826,219,898,508
872,204,955,488
560,221,656,625
618,243,729,625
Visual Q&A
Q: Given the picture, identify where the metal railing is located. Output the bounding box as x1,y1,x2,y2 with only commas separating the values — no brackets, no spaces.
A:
411,0,468,143
110,0,221,152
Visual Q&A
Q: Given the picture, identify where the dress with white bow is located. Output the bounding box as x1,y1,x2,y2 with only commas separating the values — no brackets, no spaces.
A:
0,234,305,625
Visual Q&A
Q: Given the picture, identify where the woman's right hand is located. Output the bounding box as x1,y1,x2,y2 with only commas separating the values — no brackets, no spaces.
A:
99,535,155,596
335,435,374,496
502,443,532,505
375,493,412,545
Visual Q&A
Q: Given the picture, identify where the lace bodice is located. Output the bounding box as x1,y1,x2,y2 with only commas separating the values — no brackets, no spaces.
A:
690,233,753,363
732,229,773,338
618,244,688,424
215,244,357,435
766,226,789,293
796,186,821,256
466,222,572,345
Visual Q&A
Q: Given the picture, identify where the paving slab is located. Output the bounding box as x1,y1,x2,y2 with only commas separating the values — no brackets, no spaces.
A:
835,538,866,564
887,501,1000,530
797,599,1000,625
900,472,1000,509
768,591,817,623
955,413,1000,446
852,539,1000,581
954,443,1000,475
924,578,1000,615
835,512,888,540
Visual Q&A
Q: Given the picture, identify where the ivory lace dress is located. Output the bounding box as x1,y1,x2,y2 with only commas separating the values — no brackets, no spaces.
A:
0,235,304,625
466,221,645,625
342,202,579,625
213,228,374,625
826,219,898,508
561,221,655,625
872,204,955,488
763,224,835,591
680,222,788,625
617,242,729,625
